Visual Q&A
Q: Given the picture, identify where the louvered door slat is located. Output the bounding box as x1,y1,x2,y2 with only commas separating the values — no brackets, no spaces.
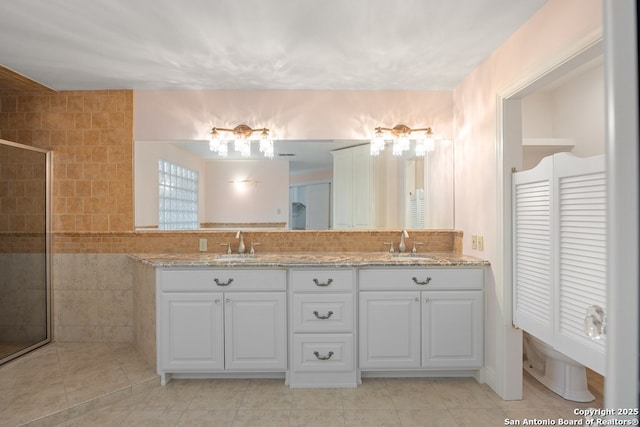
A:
512,156,554,343
554,154,606,375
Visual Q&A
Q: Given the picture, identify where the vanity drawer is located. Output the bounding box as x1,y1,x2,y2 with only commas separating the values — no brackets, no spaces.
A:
292,294,354,333
290,269,354,291
160,268,286,292
359,268,483,291
293,334,354,372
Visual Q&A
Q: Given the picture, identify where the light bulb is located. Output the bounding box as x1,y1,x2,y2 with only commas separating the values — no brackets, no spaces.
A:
259,138,274,159
209,129,221,152
217,142,228,157
370,129,385,156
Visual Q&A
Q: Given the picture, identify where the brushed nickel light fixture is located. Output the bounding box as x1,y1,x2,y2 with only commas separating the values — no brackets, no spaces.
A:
209,124,274,159
370,124,435,157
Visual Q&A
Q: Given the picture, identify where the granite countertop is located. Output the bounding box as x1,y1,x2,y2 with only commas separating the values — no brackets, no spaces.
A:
128,252,489,268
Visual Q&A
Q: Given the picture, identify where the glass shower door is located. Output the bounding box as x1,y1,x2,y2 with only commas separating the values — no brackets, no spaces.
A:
0,139,51,365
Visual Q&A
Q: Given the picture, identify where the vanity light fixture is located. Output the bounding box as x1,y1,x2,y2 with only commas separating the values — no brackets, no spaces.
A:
209,124,274,159
370,124,435,157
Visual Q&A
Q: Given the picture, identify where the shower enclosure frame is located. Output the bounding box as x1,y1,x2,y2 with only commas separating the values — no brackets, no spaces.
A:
0,138,52,365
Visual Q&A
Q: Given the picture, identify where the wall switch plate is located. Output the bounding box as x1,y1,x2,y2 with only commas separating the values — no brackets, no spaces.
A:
477,235,484,251
199,238,207,252
471,235,478,250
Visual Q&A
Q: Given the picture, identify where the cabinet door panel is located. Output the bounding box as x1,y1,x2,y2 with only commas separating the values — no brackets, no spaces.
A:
160,292,224,371
359,291,421,369
422,291,483,368
224,292,287,371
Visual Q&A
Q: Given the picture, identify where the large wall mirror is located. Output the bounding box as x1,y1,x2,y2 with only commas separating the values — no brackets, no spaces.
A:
134,139,454,231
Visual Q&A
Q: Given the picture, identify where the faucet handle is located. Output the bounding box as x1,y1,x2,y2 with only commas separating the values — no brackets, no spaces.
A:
412,242,424,253
383,242,395,253
249,242,261,254
220,242,232,254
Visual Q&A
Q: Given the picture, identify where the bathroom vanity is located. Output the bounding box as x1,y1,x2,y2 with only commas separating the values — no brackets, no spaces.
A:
131,252,488,387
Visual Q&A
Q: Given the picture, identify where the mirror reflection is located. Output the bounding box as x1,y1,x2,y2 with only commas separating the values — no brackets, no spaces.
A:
134,139,454,231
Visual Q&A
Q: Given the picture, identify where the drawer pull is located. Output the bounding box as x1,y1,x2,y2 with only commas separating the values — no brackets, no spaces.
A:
412,276,432,285
313,351,334,360
313,278,334,287
313,310,334,320
214,278,234,286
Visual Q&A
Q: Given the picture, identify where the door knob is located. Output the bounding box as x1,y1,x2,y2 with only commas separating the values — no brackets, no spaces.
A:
584,305,606,340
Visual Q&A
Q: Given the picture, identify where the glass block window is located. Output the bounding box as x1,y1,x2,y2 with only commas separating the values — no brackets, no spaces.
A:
158,159,199,230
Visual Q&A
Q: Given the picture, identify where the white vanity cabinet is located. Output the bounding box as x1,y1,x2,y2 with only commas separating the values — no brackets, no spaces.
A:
157,268,287,385
359,268,484,372
289,268,357,387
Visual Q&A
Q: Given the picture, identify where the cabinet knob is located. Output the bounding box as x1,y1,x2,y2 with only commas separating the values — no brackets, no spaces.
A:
313,278,334,287
412,276,432,285
214,299,221,304
424,298,430,303
214,278,234,286
313,351,334,361
414,297,420,302
313,310,334,319
225,298,231,303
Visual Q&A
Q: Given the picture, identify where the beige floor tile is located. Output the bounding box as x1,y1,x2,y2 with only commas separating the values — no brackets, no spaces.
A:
119,409,183,427
232,410,290,426
292,388,344,410
176,409,237,426
449,408,509,426
341,389,396,410
240,390,293,411
343,408,401,426
189,390,246,411
51,407,130,427
431,378,499,409
289,409,346,426
396,409,460,427
388,386,448,410
245,378,290,393
0,343,609,427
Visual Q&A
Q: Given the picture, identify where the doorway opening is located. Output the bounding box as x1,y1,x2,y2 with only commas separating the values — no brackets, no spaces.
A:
499,39,605,401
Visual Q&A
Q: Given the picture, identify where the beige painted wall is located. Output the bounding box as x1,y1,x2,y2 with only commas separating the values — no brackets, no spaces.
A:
133,90,454,141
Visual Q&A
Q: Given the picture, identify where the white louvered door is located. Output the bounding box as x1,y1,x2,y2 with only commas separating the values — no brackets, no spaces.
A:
513,156,554,343
553,154,606,375
513,153,606,376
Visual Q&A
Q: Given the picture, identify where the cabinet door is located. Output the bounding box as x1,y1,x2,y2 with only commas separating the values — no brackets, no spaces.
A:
160,292,224,371
224,292,287,371
422,291,483,368
359,291,421,369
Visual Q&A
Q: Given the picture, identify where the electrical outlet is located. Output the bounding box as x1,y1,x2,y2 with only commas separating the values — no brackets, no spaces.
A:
199,238,207,252
471,235,478,250
477,235,484,251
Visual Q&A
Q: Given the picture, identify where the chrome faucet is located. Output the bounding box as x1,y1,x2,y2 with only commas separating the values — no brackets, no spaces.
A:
236,230,246,254
398,230,409,253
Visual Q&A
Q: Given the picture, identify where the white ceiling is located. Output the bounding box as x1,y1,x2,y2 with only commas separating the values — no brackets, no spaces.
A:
0,0,546,91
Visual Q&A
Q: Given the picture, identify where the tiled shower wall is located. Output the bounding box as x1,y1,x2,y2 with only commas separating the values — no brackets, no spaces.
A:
1,89,464,344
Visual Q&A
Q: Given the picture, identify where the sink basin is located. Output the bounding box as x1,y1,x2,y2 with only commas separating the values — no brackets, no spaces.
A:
213,254,258,262
388,253,436,260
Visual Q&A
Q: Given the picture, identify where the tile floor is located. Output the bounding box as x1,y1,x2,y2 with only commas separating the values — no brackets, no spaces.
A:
0,343,604,427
